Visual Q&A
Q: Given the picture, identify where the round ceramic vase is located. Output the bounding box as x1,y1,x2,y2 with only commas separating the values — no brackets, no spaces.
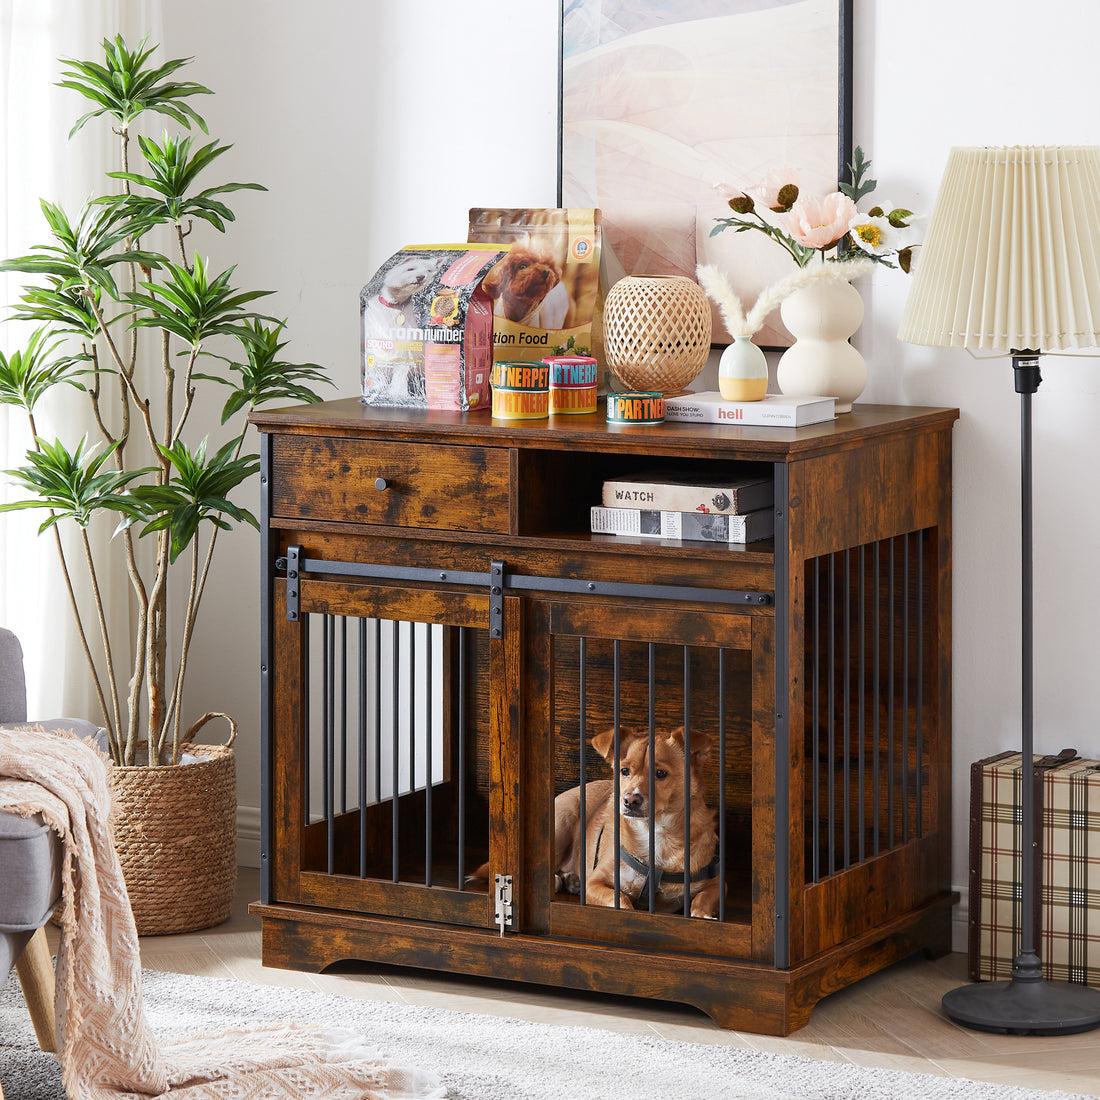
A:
718,337,769,401
775,278,867,413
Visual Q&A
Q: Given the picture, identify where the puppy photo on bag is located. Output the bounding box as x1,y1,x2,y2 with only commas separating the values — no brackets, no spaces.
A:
468,207,602,366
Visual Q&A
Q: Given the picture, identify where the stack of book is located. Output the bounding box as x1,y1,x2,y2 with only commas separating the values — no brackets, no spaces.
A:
591,469,775,544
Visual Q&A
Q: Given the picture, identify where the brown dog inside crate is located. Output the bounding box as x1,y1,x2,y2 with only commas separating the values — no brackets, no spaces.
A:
472,723,721,916
554,725,722,917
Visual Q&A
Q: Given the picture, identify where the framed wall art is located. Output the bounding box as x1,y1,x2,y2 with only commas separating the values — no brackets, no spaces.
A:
558,0,853,348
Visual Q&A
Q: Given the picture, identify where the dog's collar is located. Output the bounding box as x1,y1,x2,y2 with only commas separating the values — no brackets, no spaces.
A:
377,294,402,309
593,826,720,909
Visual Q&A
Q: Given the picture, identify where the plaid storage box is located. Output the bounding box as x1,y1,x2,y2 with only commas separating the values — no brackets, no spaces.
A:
969,749,1100,986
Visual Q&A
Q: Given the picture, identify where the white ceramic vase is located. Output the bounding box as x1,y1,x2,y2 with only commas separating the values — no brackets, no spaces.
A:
775,278,866,413
718,337,768,401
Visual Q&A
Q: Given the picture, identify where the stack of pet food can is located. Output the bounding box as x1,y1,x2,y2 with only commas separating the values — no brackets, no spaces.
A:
490,361,550,419
542,354,598,415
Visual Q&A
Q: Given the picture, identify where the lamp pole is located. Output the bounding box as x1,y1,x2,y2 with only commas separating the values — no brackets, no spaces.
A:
940,352,1100,1034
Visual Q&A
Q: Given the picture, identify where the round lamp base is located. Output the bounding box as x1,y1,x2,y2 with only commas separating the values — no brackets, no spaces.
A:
942,978,1100,1035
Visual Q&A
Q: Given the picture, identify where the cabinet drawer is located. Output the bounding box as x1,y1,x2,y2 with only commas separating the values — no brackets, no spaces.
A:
270,436,509,532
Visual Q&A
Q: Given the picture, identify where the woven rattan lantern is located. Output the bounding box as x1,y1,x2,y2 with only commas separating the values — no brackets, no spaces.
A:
602,275,712,395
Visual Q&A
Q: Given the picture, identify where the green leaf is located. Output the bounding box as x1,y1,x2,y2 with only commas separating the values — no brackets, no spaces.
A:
125,253,273,348
59,34,211,137
0,328,92,412
0,197,166,303
126,435,260,561
193,318,332,422
102,132,265,232
839,145,878,205
0,436,152,529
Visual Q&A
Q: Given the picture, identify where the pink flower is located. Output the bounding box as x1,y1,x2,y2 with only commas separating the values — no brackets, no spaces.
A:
745,167,801,211
782,192,859,251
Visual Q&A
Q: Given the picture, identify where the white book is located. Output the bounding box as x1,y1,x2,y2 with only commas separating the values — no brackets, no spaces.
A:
590,506,775,544
601,469,773,515
663,391,836,426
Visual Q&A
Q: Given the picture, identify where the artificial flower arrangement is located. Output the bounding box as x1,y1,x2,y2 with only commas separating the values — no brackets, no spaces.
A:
698,147,919,340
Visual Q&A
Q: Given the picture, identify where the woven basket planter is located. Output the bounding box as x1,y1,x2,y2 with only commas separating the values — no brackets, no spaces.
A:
111,714,237,936
602,274,712,395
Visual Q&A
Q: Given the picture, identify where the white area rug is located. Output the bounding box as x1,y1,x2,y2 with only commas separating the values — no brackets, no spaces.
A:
1,968,1092,1100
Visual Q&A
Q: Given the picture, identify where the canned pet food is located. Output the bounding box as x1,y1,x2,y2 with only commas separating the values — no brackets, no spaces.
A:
606,391,665,424
543,354,598,415
491,361,551,420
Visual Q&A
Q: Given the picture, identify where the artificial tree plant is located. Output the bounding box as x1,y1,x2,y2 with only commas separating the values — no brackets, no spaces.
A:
0,35,329,767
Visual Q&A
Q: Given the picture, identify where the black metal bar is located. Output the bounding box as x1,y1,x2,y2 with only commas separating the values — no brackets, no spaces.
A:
340,616,348,816
374,619,382,806
888,538,896,850
902,535,910,845
359,618,368,878
578,636,587,906
647,642,656,915
391,618,400,883
303,614,311,824
917,531,925,838
258,434,274,903
843,549,851,869
873,541,881,857
457,627,466,889
718,648,727,923
324,615,335,875
683,645,691,918
828,553,836,877
812,558,820,882
425,622,433,887
409,622,417,793
858,545,866,865
613,640,621,909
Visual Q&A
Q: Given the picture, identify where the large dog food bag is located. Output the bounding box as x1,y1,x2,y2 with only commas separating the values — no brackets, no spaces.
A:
468,208,602,366
360,243,505,410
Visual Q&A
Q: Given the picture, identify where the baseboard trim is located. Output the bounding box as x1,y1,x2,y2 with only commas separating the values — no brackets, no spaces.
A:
237,804,261,869
951,883,967,954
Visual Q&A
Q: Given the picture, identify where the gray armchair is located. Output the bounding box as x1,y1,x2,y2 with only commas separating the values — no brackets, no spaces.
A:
0,627,107,1096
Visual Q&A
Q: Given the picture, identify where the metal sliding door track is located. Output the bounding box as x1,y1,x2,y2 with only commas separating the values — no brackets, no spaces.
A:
277,547,773,621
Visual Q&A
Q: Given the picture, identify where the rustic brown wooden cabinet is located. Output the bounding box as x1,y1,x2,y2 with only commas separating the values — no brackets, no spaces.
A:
249,397,958,1035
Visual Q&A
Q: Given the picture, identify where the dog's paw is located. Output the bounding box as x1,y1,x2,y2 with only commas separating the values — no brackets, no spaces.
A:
555,871,582,896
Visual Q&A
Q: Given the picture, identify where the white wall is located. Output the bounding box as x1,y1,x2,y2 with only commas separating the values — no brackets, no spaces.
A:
160,0,1100,944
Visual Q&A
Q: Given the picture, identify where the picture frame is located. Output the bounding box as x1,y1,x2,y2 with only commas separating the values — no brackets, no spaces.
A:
557,0,854,349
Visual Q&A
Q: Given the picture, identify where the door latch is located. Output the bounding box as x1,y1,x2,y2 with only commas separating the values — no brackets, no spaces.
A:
493,873,514,936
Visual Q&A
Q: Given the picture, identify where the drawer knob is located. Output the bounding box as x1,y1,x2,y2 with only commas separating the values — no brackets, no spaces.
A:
374,477,388,491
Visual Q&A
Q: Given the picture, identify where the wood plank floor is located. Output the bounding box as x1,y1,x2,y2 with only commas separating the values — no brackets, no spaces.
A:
56,868,1100,1097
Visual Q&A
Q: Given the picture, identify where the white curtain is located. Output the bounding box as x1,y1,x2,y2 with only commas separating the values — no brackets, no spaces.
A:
0,1,163,721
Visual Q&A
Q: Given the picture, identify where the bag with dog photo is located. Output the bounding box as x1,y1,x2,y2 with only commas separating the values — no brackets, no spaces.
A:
359,243,505,410
468,208,602,366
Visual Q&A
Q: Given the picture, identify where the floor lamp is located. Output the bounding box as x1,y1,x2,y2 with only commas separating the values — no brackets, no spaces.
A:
898,145,1100,1034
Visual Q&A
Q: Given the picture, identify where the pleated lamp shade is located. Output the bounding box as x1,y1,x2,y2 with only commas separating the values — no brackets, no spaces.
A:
898,145,1100,351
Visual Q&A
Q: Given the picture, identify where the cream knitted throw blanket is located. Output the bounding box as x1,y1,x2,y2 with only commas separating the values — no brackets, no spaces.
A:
0,728,445,1100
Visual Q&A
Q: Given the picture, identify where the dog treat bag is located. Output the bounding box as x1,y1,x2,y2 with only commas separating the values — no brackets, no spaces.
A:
360,243,505,410
468,208,602,366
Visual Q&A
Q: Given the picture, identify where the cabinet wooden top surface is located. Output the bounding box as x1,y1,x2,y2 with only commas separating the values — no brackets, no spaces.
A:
250,397,958,462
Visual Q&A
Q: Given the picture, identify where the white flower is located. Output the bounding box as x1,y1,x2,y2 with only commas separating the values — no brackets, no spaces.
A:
848,211,918,257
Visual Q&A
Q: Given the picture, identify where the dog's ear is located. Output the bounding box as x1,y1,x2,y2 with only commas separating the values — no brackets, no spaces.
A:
480,258,506,300
590,725,639,763
668,727,712,765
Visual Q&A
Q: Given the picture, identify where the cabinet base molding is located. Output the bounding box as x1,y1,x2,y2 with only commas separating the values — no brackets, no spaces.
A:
251,895,956,1036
